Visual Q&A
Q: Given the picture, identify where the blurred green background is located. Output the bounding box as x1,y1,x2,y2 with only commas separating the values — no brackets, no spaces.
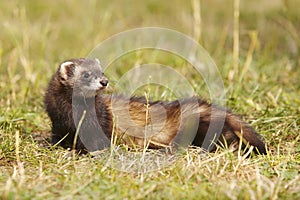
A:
1,0,299,64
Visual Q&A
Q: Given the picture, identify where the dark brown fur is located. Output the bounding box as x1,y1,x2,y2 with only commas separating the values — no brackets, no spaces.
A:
44,58,267,155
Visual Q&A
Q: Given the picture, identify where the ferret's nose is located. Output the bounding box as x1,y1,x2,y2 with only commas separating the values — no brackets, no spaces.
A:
100,79,108,87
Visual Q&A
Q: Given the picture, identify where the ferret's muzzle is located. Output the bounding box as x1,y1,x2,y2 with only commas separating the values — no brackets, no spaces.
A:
99,78,108,89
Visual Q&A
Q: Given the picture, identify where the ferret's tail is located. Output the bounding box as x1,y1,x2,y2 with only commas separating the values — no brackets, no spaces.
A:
226,113,267,155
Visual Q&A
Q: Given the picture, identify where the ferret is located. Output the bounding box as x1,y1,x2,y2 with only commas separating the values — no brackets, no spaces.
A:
44,58,267,155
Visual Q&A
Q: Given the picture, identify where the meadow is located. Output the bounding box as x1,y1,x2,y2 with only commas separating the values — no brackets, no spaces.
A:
0,0,299,199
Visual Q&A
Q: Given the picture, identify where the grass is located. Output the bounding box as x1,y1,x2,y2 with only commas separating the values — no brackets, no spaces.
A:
0,0,300,199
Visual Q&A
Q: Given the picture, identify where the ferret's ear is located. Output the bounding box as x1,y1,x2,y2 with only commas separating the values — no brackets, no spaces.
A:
59,61,75,80
95,58,100,65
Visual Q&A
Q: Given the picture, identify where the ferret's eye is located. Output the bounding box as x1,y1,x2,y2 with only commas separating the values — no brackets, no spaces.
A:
82,72,90,78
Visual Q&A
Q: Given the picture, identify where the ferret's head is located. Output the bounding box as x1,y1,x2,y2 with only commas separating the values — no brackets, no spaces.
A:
58,58,108,97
